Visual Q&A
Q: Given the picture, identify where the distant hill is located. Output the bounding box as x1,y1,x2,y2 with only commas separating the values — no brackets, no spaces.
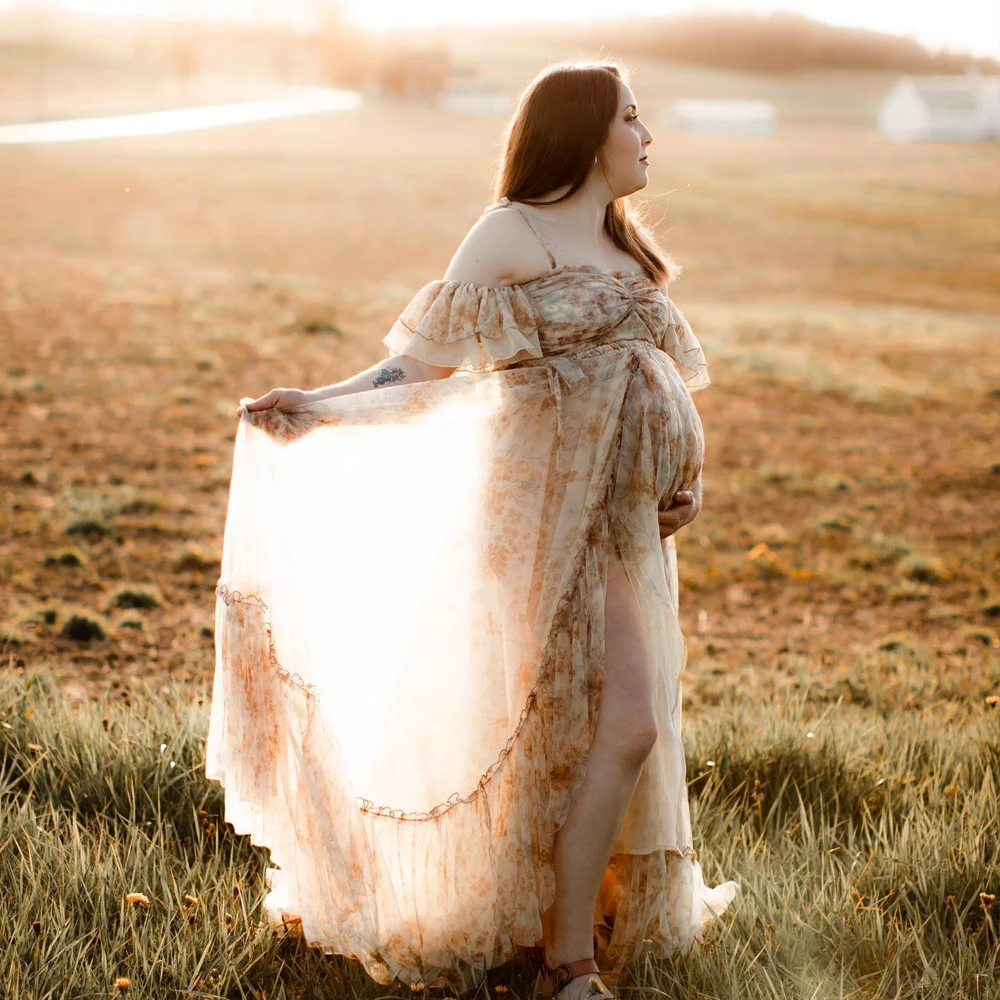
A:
557,11,999,76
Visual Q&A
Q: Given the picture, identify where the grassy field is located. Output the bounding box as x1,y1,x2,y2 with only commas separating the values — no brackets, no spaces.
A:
2,669,998,999
0,40,999,998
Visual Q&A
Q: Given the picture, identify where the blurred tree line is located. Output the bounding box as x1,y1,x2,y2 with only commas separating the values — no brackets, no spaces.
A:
581,11,999,75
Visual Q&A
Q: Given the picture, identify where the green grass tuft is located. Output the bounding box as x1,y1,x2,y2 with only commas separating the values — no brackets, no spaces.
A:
172,542,219,572
899,553,949,584
43,547,89,567
58,608,110,641
107,584,163,610
1,666,997,998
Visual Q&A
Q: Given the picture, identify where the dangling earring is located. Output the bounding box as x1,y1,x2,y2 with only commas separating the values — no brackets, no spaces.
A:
593,155,598,166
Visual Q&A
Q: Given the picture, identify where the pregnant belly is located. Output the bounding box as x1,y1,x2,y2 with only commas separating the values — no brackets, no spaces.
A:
601,347,704,561
637,349,705,508
508,339,704,514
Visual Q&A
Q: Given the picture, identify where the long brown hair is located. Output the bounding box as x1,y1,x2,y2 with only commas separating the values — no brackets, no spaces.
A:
491,59,680,287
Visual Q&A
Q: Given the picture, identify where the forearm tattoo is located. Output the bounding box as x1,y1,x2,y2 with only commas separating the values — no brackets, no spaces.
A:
372,366,406,389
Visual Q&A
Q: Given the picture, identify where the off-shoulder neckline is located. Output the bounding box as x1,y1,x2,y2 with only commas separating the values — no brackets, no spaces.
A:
439,262,660,291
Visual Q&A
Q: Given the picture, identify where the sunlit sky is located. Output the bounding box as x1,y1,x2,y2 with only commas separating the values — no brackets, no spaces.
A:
2,0,998,60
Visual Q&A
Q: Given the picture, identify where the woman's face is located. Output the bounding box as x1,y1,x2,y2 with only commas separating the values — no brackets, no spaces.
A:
597,80,653,196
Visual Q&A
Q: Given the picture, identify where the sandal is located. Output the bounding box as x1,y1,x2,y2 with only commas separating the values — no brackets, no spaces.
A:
540,955,615,1000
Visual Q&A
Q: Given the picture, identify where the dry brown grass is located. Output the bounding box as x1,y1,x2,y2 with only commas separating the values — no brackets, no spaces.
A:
0,56,997,713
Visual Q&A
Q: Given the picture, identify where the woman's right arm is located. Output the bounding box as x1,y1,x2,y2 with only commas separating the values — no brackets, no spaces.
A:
307,354,457,401
241,207,526,416
239,354,456,415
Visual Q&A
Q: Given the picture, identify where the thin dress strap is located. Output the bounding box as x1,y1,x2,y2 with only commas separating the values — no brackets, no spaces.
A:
497,196,558,270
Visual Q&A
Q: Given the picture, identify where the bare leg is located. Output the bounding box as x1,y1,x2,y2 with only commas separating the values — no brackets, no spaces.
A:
543,554,658,969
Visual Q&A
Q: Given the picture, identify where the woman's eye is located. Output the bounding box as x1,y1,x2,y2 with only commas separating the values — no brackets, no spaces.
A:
626,114,639,123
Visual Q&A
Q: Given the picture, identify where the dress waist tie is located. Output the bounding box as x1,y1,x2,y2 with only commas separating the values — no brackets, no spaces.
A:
541,355,586,472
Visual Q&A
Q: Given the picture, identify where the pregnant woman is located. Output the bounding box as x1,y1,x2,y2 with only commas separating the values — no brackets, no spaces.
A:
207,58,740,1000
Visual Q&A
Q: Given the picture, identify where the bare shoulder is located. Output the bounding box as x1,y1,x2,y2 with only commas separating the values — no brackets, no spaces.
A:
442,205,544,287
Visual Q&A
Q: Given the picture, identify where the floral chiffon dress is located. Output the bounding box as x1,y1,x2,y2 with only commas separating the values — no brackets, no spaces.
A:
205,197,741,993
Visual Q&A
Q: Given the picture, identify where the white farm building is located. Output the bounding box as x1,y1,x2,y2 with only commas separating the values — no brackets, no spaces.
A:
665,99,777,138
877,70,1000,142
439,83,510,116
438,67,510,115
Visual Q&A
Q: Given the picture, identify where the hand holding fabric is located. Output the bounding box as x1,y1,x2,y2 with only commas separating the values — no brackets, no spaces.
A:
237,388,309,418
657,475,702,539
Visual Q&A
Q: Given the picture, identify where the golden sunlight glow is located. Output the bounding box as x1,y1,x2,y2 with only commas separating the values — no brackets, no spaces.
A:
0,0,996,59
236,384,506,813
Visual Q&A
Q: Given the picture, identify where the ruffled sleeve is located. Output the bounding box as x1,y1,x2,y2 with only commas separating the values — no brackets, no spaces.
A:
382,279,545,373
657,298,711,393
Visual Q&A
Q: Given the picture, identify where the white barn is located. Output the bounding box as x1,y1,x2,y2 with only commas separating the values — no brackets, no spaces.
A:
438,68,510,115
665,99,776,138
877,70,1000,142
439,83,510,116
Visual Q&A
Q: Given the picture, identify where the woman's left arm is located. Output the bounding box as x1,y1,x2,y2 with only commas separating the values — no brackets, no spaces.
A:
657,472,702,540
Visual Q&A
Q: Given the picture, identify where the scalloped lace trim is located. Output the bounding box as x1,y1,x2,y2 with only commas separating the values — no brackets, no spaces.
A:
216,582,547,823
